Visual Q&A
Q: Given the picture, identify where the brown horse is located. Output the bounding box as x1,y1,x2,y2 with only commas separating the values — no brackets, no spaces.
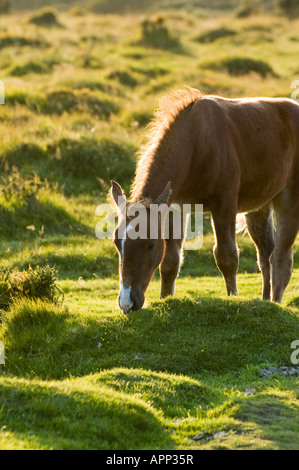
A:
111,88,299,312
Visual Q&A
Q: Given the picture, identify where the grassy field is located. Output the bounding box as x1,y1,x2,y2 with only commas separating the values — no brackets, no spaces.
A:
0,3,299,450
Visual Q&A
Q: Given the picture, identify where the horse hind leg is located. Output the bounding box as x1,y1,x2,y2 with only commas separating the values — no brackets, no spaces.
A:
245,204,275,300
271,188,299,303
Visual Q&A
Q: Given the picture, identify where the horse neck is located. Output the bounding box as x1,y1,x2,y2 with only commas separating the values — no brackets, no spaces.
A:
131,165,174,204
131,123,191,203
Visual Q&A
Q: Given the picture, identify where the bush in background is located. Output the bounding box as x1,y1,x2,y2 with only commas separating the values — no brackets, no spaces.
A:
202,56,275,77
28,7,62,27
235,0,262,17
1,166,45,208
276,0,299,18
90,0,155,14
194,27,236,43
137,16,181,50
0,0,10,14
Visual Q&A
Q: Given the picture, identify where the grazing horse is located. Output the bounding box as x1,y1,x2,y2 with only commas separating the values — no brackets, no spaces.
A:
110,88,299,312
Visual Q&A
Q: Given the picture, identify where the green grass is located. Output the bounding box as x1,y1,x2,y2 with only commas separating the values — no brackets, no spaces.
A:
0,5,299,450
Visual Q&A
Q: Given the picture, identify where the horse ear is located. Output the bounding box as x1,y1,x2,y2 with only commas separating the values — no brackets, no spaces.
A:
154,181,172,205
111,180,126,207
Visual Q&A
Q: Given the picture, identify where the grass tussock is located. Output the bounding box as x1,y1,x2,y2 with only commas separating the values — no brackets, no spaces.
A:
0,372,173,450
9,60,52,76
6,88,119,117
54,136,136,184
90,0,155,14
107,70,139,88
1,166,45,207
202,56,276,77
0,0,10,14
136,16,182,50
28,7,62,28
0,266,61,311
235,0,262,18
42,90,119,117
0,34,47,50
194,27,237,43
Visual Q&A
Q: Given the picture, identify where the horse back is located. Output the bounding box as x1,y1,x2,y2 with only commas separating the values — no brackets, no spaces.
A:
196,96,299,211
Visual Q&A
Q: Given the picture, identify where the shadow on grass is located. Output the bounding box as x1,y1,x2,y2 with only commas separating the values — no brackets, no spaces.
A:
0,378,174,450
232,392,299,450
0,198,91,239
1,137,136,196
19,251,118,280
0,236,118,280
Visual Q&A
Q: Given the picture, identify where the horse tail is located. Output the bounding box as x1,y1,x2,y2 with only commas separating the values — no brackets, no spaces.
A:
236,213,247,234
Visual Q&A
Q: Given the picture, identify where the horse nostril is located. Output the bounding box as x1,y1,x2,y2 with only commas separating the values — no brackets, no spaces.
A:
118,287,145,313
118,285,134,313
119,302,139,314
118,299,133,314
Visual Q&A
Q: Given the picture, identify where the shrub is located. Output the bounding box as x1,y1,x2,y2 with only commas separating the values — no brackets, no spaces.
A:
235,0,262,18
0,265,62,310
90,0,154,14
51,136,136,184
6,89,119,118
1,166,45,208
202,56,275,77
1,142,47,167
137,16,181,50
41,89,118,118
0,0,10,14
28,7,61,27
195,27,236,43
0,35,47,50
276,0,299,18
69,6,86,16
108,70,138,88
9,60,51,76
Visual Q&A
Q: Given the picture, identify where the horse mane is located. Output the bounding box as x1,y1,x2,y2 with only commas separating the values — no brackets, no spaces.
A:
130,87,203,200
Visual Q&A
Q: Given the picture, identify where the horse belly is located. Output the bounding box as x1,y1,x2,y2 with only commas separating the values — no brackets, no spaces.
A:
237,151,293,212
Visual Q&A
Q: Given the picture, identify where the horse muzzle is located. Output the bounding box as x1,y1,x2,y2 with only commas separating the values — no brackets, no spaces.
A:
118,285,145,313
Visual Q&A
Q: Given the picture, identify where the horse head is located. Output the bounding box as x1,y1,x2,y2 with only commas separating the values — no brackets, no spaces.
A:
111,180,172,313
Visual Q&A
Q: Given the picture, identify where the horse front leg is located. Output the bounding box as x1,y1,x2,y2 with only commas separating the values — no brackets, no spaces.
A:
212,208,239,296
159,212,186,298
160,238,184,298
